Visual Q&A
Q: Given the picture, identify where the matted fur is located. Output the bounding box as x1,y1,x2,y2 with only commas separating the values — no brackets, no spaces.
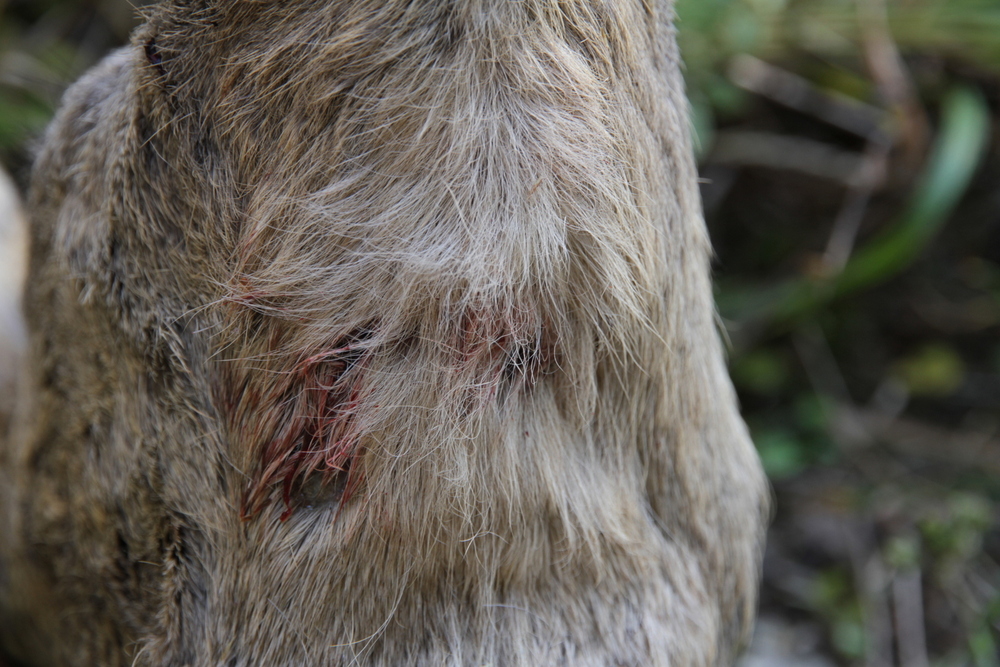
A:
0,1,768,665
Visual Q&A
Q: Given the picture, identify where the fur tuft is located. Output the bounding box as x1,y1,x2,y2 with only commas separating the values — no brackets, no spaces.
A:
0,1,769,665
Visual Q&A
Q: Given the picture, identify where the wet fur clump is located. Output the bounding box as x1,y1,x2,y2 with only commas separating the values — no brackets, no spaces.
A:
0,1,769,665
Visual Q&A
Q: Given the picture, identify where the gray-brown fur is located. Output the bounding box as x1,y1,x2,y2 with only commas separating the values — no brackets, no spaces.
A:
0,1,768,664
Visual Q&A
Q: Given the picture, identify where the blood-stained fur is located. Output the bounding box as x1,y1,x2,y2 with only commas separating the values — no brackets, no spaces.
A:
0,1,768,664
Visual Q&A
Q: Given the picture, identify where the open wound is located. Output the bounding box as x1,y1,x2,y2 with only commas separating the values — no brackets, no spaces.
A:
228,306,553,521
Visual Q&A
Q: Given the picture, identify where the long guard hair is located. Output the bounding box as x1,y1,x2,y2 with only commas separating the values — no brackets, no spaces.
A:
0,1,768,665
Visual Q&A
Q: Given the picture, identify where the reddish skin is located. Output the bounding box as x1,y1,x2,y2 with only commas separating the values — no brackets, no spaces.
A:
235,309,552,521
233,336,370,520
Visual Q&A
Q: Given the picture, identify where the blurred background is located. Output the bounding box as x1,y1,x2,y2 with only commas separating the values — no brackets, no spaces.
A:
2,0,1000,664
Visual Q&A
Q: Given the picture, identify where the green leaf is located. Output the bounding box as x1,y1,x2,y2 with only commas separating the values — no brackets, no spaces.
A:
754,427,806,479
719,86,991,328
894,343,966,397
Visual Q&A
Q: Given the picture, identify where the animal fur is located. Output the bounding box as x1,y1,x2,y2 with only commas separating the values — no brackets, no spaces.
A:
0,1,769,664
